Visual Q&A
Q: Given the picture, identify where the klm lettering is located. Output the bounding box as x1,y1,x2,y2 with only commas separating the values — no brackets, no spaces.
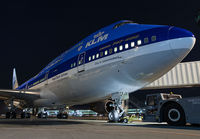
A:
85,34,109,48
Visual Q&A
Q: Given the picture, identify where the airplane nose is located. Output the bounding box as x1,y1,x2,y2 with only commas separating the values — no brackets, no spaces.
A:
168,26,196,57
168,26,195,40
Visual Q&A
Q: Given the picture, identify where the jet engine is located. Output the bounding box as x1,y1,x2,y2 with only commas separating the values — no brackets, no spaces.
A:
70,100,115,115
89,100,114,114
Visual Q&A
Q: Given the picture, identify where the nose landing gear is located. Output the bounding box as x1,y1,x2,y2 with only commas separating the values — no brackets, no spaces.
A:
108,92,127,123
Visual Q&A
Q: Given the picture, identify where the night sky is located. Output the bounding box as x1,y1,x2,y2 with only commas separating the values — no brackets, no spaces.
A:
0,0,200,89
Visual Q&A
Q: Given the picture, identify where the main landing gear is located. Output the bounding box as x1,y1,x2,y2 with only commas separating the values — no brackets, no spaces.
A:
20,108,31,119
5,100,17,119
6,111,17,119
6,110,31,119
108,93,127,123
57,106,68,119
5,100,31,119
37,108,48,119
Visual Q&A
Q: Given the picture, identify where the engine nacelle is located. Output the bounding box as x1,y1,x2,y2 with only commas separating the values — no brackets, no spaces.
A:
89,100,114,114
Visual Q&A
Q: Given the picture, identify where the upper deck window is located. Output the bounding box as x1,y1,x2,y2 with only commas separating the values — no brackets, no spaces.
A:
113,21,135,29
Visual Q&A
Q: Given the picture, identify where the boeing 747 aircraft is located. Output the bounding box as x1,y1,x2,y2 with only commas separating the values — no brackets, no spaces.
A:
0,20,196,123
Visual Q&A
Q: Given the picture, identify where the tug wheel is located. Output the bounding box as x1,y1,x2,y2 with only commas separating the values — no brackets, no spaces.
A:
165,103,186,126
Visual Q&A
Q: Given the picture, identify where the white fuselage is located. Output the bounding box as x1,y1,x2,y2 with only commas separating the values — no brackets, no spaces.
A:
31,36,195,107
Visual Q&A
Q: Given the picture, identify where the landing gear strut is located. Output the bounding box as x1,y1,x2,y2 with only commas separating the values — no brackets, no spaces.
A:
6,111,16,119
108,93,126,122
20,108,31,119
57,106,68,119
5,99,17,119
37,108,48,119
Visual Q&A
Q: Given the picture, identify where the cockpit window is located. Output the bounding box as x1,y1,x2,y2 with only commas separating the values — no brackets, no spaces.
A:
113,21,135,29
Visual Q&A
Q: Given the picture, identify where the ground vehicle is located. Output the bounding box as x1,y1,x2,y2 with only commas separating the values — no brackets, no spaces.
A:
143,93,200,126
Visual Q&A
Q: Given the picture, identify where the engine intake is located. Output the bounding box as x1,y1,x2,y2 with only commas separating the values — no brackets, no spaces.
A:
90,100,114,114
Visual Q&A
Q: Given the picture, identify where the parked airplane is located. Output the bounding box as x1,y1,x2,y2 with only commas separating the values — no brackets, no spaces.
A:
0,20,195,122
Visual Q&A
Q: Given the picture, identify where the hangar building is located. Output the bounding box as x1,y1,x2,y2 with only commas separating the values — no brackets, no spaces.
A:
129,61,200,108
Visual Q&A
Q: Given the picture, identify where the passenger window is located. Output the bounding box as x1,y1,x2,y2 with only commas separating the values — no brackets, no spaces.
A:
144,37,149,44
89,56,91,61
100,52,103,57
125,44,129,49
131,42,135,47
96,53,99,58
105,50,108,56
151,36,156,41
137,40,142,45
114,47,118,52
119,45,123,51
109,48,113,54
92,55,95,60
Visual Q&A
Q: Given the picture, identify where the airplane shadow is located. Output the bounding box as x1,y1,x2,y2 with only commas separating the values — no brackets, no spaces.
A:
0,119,84,125
107,122,200,131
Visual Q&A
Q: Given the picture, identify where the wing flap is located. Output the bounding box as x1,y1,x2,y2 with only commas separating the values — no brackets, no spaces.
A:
0,89,40,101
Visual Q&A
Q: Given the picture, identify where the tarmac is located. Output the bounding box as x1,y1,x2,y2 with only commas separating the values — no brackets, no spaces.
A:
0,119,199,139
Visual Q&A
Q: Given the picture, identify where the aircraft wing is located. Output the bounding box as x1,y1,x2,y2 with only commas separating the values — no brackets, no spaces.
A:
0,89,40,101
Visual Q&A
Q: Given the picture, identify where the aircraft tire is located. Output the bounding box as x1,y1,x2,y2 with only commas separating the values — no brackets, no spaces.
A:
5,112,10,119
21,112,25,119
37,113,42,118
108,110,119,122
123,118,128,123
57,113,62,119
26,113,31,118
11,112,16,119
62,113,68,119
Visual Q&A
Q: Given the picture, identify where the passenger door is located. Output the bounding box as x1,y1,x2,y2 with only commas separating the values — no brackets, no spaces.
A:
77,52,86,72
45,71,49,85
